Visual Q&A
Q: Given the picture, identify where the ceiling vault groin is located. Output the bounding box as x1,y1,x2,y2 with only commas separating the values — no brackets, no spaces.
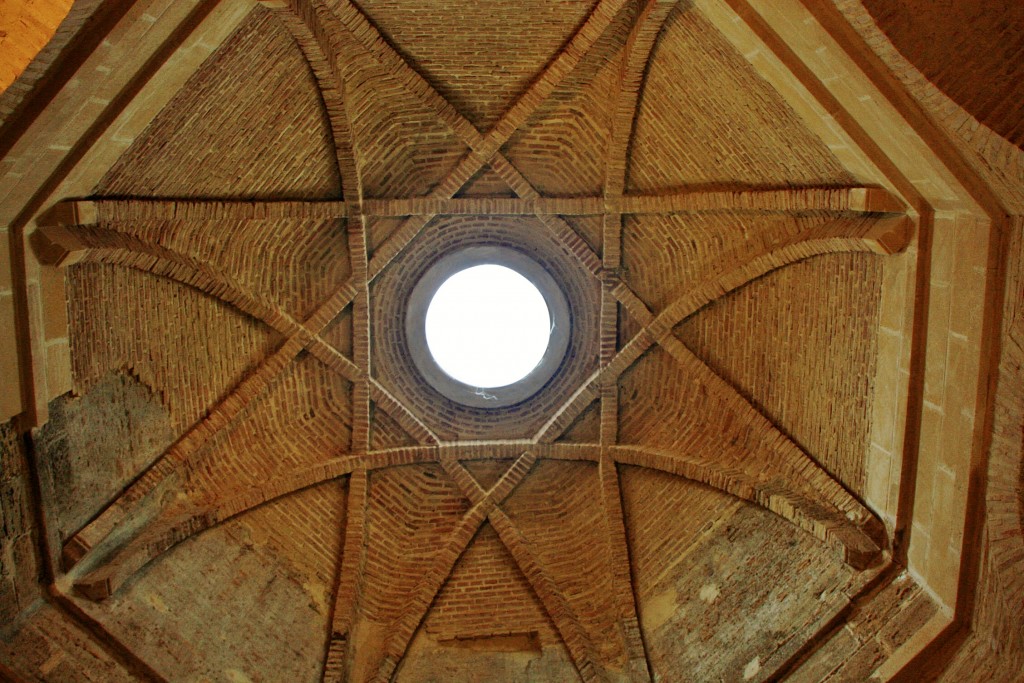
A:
32,2,910,679
11,0,1021,678
41,203,905,593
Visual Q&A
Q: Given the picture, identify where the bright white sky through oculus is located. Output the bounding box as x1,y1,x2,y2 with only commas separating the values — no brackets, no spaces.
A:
425,264,551,389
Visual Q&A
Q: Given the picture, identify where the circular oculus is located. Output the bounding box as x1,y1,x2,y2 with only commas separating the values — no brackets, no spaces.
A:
406,247,570,408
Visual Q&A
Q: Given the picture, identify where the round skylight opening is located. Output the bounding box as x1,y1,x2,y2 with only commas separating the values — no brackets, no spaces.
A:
406,246,571,408
425,264,551,389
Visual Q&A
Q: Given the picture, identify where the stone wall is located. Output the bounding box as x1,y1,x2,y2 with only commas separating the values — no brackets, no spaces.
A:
0,419,39,629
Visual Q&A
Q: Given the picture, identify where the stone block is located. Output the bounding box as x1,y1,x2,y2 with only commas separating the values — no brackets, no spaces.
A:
0,292,22,422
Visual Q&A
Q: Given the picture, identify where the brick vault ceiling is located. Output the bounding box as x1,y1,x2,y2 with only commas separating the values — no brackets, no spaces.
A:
16,0,944,680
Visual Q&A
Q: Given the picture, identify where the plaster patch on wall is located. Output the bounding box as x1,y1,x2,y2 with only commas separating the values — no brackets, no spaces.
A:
225,669,255,683
303,579,330,615
643,585,679,632
33,370,175,544
699,583,721,604
744,656,761,680
142,591,168,614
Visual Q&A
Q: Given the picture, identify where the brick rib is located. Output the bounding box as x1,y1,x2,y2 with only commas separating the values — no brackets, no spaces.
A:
537,216,911,443
601,0,677,313
44,187,906,224
488,508,605,682
349,216,371,453
535,334,651,443
63,338,303,582
610,440,885,569
598,458,650,681
374,452,538,681
63,285,355,592
325,465,369,683
266,0,376,456
64,425,884,602
36,224,307,336
650,216,910,331
605,0,679,201
306,338,439,445
435,455,605,681
319,0,636,288
597,2,657,637
69,446,441,603
328,0,631,147
260,0,362,201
